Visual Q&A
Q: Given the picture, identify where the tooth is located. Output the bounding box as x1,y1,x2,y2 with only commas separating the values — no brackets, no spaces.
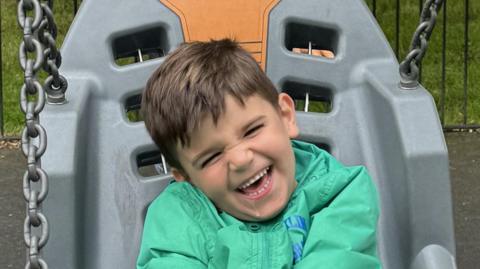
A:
239,167,270,190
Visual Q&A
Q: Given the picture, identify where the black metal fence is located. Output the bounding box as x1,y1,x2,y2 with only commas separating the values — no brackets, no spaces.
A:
0,0,477,137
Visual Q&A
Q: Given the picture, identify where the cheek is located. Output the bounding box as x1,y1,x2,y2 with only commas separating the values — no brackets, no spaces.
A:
261,131,292,156
193,165,227,195
256,126,286,148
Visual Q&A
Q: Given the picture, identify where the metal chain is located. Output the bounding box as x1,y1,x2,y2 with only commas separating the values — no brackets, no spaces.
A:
39,1,68,104
17,0,67,268
399,0,444,89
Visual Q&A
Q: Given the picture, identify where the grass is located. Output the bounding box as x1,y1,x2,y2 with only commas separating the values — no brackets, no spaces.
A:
1,0,479,136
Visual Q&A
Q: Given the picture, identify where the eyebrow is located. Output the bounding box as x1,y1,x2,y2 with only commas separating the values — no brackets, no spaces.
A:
191,115,266,167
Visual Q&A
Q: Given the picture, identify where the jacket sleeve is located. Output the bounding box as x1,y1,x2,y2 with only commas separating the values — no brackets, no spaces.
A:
295,155,381,268
136,188,209,269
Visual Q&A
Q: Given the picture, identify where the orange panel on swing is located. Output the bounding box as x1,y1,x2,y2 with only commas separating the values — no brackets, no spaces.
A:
159,0,280,69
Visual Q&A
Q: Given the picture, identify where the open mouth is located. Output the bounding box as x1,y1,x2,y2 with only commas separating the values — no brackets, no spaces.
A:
236,166,273,200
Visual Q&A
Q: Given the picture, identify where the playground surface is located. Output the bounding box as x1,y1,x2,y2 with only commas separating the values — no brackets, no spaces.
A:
1,132,479,268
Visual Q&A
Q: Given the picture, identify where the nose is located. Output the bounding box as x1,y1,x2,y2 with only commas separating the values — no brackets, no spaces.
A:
227,145,253,172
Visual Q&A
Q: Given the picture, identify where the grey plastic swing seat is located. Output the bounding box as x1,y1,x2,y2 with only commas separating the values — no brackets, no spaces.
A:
40,0,456,268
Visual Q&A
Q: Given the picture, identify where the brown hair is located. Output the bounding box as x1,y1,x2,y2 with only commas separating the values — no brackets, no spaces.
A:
141,39,279,170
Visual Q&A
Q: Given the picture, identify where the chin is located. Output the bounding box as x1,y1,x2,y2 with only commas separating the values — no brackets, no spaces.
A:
245,201,288,222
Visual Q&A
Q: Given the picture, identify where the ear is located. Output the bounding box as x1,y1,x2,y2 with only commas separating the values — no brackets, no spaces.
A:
277,93,299,138
171,167,188,182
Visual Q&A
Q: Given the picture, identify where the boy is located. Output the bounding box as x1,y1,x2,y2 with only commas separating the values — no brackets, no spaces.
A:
137,39,381,268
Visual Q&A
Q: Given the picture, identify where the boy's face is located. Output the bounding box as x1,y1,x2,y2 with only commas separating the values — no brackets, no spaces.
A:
172,93,299,221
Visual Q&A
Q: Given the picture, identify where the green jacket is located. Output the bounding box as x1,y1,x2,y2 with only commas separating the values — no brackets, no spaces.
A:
137,140,381,268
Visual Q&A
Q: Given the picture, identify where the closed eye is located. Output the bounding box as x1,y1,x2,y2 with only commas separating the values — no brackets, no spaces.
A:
244,124,264,137
201,152,221,168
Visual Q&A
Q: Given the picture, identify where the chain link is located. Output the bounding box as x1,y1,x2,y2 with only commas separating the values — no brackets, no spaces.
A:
17,0,67,268
40,3,67,103
399,0,444,89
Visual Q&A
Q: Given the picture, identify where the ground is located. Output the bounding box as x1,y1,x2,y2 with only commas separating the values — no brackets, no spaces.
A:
446,132,480,269
0,133,479,268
